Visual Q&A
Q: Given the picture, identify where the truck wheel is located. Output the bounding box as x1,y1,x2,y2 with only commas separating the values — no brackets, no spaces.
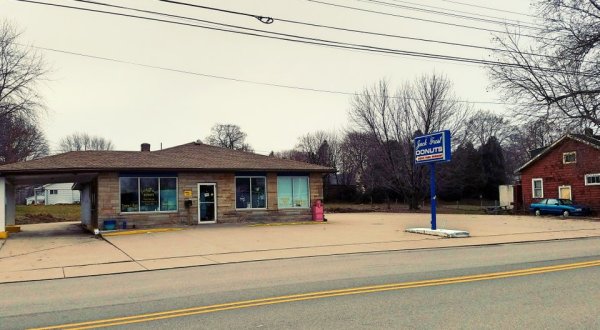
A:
562,210,570,217
535,209,541,216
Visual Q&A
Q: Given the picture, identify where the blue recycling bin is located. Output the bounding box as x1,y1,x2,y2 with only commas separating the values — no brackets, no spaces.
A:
103,219,117,230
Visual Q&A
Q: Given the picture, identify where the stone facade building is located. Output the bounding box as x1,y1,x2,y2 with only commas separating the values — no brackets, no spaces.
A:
0,142,333,234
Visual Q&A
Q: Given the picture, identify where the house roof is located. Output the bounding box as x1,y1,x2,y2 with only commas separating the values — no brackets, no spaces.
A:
516,133,600,173
0,142,335,175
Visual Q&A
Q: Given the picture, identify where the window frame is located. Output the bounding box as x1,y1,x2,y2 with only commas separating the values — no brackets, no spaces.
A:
277,176,311,209
119,176,179,214
585,173,600,186
234,176,267,210
562,151,576,164
532,178,544,198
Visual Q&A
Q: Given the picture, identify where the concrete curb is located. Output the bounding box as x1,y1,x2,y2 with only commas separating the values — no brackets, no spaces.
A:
248,222,327,227
405,228,470,238
101,228,185,237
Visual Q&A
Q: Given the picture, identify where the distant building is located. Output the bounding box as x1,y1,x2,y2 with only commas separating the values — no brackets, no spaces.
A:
24,183,80,205
516,129,600,212
43,183,81,205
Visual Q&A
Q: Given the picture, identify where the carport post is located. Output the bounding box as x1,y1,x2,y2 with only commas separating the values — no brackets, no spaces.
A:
0,177,6,234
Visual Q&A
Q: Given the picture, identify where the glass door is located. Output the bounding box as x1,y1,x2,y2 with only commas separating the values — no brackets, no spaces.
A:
198,183,217,224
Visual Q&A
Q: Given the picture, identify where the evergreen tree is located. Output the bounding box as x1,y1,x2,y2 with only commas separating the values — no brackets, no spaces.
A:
479,137,507,200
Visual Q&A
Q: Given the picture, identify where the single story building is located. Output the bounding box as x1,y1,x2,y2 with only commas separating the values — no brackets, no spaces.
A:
29,183,81,205
516,129,600,212
0,142,334,234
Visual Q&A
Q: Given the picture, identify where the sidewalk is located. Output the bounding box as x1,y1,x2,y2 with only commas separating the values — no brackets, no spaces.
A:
1,213,600,284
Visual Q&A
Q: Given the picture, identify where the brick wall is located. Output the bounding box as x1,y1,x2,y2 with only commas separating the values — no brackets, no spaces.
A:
521,138,600,211
96,171,326,228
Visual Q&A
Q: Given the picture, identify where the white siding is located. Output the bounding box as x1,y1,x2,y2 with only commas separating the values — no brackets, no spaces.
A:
44,183,81,205
499,185,514,209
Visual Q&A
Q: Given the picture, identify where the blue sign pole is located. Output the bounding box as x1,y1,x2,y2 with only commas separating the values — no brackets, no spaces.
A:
414,130,451,231
430,162,437,230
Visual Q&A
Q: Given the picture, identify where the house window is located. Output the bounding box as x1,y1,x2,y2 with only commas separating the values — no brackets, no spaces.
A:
235,177,266,209
585,173,600,186
532,178,543,198
120,177,178,213
563,151,576,164
49,190,58,195
277,176,310,208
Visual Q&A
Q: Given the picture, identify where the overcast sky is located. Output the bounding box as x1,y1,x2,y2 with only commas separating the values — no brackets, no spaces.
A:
3,0,536,154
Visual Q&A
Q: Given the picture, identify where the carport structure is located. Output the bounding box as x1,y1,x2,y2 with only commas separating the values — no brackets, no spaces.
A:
0,170,98,236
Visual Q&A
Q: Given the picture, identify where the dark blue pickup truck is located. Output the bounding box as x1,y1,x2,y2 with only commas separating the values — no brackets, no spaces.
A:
530,198,591,217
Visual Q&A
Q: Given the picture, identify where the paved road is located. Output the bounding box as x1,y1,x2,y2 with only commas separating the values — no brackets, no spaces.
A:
2,238,600,329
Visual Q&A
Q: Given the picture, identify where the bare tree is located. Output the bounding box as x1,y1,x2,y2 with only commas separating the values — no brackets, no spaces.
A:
349,74,472,209
0,21,48,164
58,132,114,152
489,0,600,129
295,130,340,168
503,117,567,174
339,131,384,195
204,124,253,152
0,114,48,164
0,21,46,122
465,110,514,147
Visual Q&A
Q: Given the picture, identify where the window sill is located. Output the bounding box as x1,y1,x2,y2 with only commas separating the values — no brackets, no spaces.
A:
119,211,179,215
235,208,268,211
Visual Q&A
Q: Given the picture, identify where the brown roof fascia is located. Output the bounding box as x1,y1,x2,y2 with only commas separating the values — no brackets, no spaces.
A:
0,167,335,176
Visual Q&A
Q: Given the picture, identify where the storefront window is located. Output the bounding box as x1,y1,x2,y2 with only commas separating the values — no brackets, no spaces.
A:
140,178,159,212
236,177,266,209
251,177,266,208
120,177,139,212
120,176,177,213
277,176,309,208
160,178,177,211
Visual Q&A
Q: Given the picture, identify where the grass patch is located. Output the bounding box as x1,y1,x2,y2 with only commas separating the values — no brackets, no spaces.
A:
16,204,81,225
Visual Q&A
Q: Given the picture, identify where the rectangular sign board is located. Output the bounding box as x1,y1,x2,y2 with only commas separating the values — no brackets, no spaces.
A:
414,130,452,164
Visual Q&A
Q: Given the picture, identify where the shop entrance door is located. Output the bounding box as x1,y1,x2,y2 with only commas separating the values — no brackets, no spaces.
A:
198,183,217,224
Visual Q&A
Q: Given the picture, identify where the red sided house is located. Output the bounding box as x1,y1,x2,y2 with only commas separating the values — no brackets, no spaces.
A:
516,130,600,213
0,142,334,236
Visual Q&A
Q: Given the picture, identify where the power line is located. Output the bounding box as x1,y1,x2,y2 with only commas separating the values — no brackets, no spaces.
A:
381,0,536,26
440,0,538,19
16,0,589,76
158,0,575,63
20,43,524,106
306,0,550,41
356,0,541,30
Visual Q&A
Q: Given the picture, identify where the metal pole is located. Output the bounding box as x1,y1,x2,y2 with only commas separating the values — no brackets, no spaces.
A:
430,162,437,230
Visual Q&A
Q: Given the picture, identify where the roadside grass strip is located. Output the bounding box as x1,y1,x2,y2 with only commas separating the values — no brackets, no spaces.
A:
31,259,600,330
101,228,184,237
249,221,326,227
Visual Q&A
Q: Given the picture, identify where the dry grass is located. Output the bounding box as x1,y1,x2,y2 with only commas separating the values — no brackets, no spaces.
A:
16,204,81,224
